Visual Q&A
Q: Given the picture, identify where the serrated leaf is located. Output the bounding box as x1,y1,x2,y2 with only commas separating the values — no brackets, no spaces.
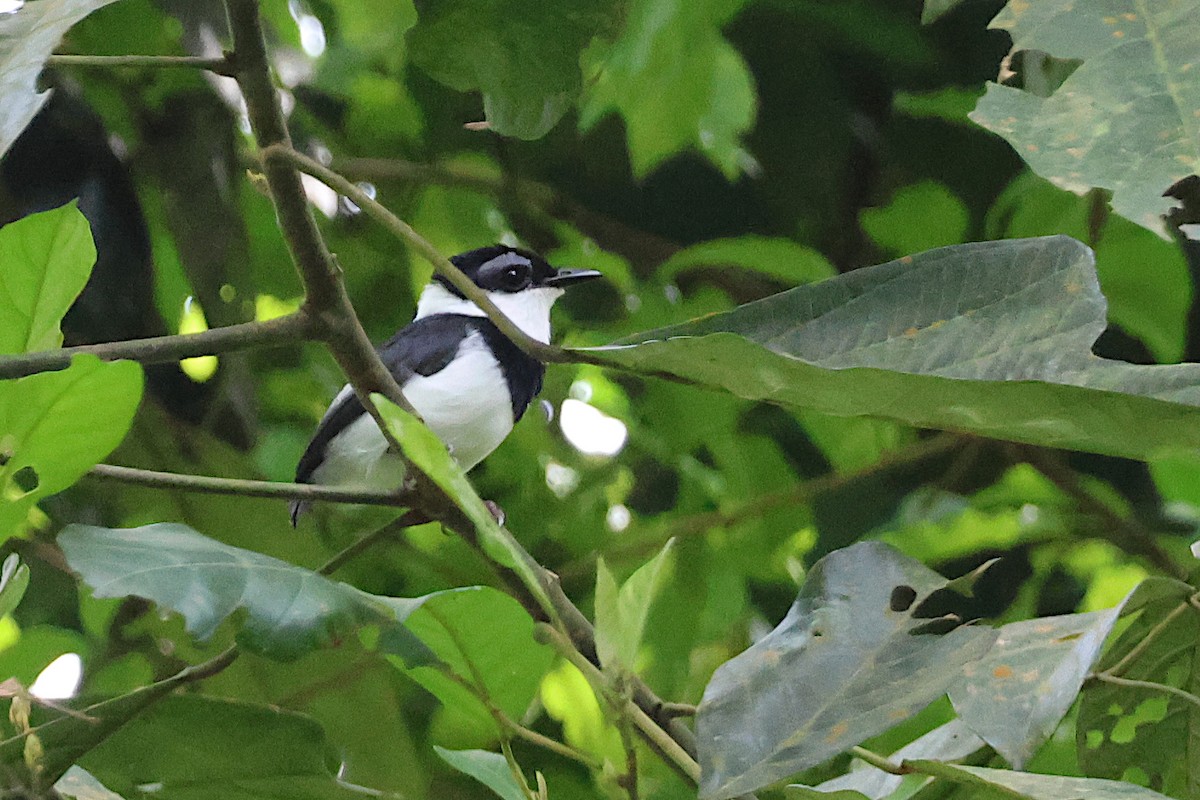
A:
588,237,1200,462
395,586,554,742
0,355,143,541
0,0,123,160
81,695,383,800
813,719,985,799
407,0,613,139
0,203,96,354
695,542,996,800
950,608,1120,768
970,0,1200,238
580,0,755,178
57,523,431,661
434,747,525,800
0,553,29,618
908,761,1176,800
594,540,674,671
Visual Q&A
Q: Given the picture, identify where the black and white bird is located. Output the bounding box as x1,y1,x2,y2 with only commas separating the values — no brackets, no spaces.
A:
289,245,601,524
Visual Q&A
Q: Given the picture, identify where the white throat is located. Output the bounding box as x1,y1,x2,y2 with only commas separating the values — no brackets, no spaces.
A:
415,282,563,344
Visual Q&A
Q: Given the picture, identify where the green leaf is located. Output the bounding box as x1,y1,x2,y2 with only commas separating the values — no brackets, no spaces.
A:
589,237,1200,462
0,355,143,541
695,542,996,800
434,747,526,800
814,719,984,799
395,586,554,743
860,181,968,256
54,766,125,800
920,0,968,24
970,1,1200,238
0,203,96,354
407,0,613,139
1078,585,1199,791
82,695,383,799
0,553,29,619
0,0,123,159
594,540,674,671
656,236,836,286
787,787,870,800
580,0,756,178
908,761,1177,800
57,522,428,661
949,608,1120,769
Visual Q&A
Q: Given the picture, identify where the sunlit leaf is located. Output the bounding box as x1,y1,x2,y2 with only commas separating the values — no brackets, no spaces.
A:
695,542,996,799
970,1,1200,238
594,540,674,671
591,237,1200,461
0,355,142,542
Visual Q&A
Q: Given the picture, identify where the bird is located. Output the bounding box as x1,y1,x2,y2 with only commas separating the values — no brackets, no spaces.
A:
289,244,601,525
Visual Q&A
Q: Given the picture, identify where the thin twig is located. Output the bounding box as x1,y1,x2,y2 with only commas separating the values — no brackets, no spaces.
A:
317,512,428,574
849,745,910,776
48,53,236,76
0,312,311,380
1089,673,1200,712
88,463,412,508
1099,597,1196,679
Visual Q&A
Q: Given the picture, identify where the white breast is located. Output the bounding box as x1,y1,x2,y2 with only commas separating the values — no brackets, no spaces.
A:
310,332,515,490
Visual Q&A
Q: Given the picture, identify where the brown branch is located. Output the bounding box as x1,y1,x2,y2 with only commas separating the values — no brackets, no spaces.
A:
0,312,311,380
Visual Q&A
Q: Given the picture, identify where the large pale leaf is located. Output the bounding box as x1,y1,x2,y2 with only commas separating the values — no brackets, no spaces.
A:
0,203,95,354
407,0,613,139
909,761,1176,800
949,608,1120,768
970,0,1200,238
588,237,1200,461
0,355,142,541
0,0,123,159
82,695,383,799
695,542,996,799
579,0,756,178
57,522,430,661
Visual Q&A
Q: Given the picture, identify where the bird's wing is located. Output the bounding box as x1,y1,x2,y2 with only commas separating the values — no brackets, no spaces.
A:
294,315,477,485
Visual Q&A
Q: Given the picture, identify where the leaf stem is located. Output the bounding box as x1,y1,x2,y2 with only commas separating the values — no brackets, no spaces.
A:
1099,596,1195,679
849,745,910,775
1089,672,1200,711
47,53,237,75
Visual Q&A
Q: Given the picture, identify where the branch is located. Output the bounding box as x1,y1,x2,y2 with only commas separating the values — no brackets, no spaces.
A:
47,53,237,76
0,312,311,380
267,145,574,365
1089,673,1200,712
87,463,418,509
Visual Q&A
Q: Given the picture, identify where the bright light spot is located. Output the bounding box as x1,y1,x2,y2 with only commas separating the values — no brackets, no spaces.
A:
342,181,376,215
301,173,339,218
30,653,82,700
560,399,628,457
298,14,326,57
664,284,681,304
1019,503,1040,525
625,293,642,313
179,299,218,382
279,89,296,116
606,504,631,533
255,294,302,322
569,380,593,402
545,461,579,497
0,0,24,13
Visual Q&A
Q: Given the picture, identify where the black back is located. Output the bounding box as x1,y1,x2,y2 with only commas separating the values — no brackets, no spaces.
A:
293,314,544,486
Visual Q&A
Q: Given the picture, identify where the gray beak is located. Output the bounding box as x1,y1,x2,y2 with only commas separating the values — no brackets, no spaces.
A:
544,268,603,287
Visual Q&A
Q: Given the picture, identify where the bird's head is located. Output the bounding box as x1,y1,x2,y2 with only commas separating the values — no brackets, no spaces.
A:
417,245,602,343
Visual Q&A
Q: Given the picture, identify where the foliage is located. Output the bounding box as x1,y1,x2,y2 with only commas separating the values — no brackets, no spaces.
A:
0,1,1199,800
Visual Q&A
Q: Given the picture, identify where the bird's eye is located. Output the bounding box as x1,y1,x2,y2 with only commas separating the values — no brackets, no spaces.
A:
500,264,532,290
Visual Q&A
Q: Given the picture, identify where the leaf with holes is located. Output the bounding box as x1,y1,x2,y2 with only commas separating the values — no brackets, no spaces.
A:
589,237,1200,461
695,542,996,800
970,0,1200,238
0,355,142,542
950,608,1120,768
